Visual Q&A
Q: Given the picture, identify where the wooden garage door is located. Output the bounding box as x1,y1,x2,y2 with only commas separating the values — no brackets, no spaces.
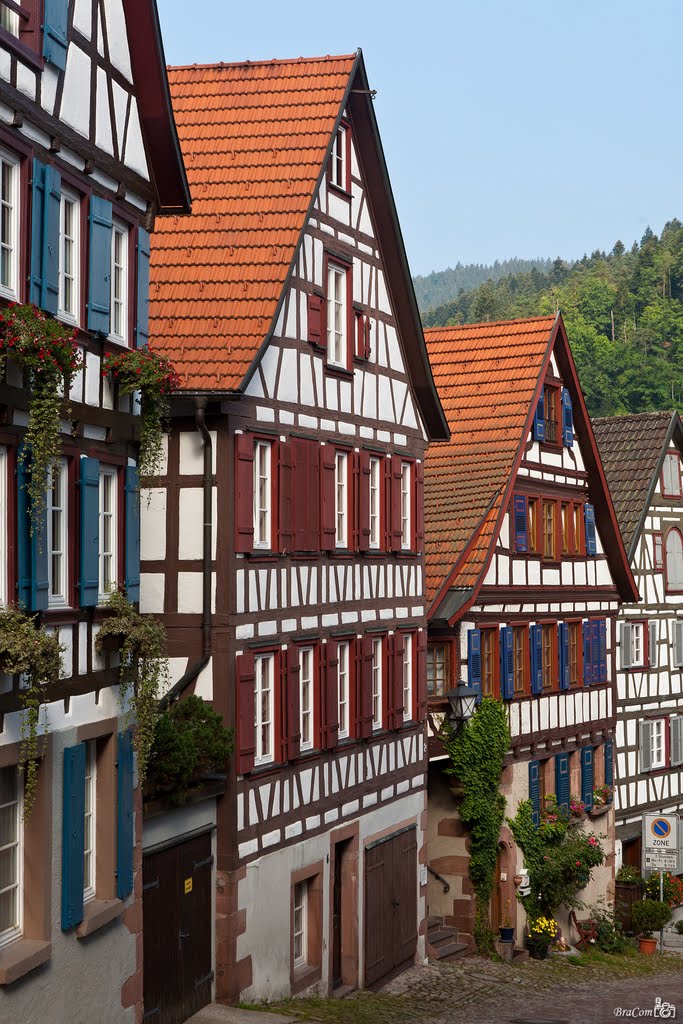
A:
143,831,213,1024
364,825,418,987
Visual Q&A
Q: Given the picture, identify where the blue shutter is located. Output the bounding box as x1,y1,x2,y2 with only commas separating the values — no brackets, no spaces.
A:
581,746,594,808
135,227,150,348
17,446,49,612
604,740,614,789
533,394,545,442
117,730,134,900
583,620,592,686
530,624,543,694
584,503,597,556
558,622,569,690
562,388,574,447
88,196,113,334
529,760,541,827
30,159,46,306
124,466,140,603
500,626,514,700
598,619,607,682
591,619,601,684
61,743,86,931
467,628,481,703
30,160,61,313
513,495,527,552
43,0,69,70
555,752,570,813
79,457,100,607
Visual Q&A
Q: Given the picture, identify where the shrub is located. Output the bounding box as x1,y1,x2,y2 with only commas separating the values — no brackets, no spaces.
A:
616,864,643,883
643,872,683,908
147,695,233,805
675,920,683,935
589,901,630,953
631,899,671,938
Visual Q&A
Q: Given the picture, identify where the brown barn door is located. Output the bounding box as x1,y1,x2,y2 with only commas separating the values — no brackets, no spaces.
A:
364,826,417,987
143,831,213,1024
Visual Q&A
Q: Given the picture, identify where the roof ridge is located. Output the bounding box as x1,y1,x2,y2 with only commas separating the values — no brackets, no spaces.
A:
423,314,556,334
168,53,358,73
593,410,674,424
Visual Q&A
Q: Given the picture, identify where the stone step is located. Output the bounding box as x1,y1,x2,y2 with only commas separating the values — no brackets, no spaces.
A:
428,915,443,929
431,940,469,962
427,926,459,948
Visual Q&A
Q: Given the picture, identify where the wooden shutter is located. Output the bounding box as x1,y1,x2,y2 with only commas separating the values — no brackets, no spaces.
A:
513,495,527,552
16,448,47,612
351,451,360,551
532,395,545,442
562,387,574,447
236,652,256,774
648,621,657,667
416,630,427,722
363,315,371,359
79,457,100,607
670,718,683,768
499,626,514,700
583,620,592,685
320,444,336,551
61,743,86,930
528,760,541,827
116,730,134,900
358,450,371,552
604,740,615,786
43,0,68,69
584,503,597,556
30,160,61,314
674,621,683,668
382,456,392,550
598,619,607,682
590,619,601,684
391,632,405,729
124,466,140,603
285,645,301,761
654,533,663,570
291,438,320,552
278,440,293,553
323,641,339,749
555,752,570,814
360,634,373,738
352,638,362,739
467,629,481,701
30,158,46,307
621,622,632,669
307,293,326,348
234,433,255,553
136,227,151,347
88,196,113,334
390,456,402,552
529,624,543,695
640,720,653,772
558,622,569,690
581,746,594,808
415,460,424,552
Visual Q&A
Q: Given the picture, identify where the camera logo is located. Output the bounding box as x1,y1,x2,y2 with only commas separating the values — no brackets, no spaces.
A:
614,998,676,1018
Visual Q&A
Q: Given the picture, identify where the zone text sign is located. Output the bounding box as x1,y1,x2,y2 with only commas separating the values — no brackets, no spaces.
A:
642,813,678,851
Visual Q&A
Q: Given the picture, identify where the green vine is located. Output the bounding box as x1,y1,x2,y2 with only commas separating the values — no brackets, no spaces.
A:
443,698,511,954
102,348,180,480
0,304,81,533
95,590,168,783
0,607,63,816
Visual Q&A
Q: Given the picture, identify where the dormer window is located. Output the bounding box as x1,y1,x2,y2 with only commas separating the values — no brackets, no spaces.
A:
329,121,350,193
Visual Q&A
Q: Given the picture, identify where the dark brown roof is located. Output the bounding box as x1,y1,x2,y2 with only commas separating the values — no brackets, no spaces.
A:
593,411,678,559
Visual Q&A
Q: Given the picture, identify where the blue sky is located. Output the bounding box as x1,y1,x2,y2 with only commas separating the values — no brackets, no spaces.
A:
158,0,682,277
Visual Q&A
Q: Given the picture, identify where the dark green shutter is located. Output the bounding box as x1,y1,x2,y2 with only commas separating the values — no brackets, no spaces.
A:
584,504,597,555
583,621,592,685
467,628,481,702
533,394,545,442
529,760,541,826
88,196,113,334
562,388,574,446
124,465,140,603
79,457,100,607
30,160,61,314
117,730,134,900
604,740,614,789
555,752,570,813
29,159,46,306
61,743,86,930
500,626,514,699
43,0,68,70
581,746,594,808
135,227,150,347
558,622,569,690
17,446,48,611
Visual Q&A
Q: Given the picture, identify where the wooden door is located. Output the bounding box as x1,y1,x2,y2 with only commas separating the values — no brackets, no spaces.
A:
143,831,213,1024
364,826,417,987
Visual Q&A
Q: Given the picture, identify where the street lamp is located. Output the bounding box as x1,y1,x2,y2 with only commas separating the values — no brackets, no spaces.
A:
445,683,478,734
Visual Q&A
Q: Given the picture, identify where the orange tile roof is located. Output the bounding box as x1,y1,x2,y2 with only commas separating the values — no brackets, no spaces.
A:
424,316,556,607
149,54,357,390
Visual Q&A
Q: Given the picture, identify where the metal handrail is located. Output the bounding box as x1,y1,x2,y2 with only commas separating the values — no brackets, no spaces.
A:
427,864,450,894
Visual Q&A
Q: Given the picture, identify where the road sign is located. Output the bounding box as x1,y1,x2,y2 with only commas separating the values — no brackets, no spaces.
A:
645,850,678,872
643,813,678,852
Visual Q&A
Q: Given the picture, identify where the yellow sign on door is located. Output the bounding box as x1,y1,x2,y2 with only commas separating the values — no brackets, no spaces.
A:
184,877,193,895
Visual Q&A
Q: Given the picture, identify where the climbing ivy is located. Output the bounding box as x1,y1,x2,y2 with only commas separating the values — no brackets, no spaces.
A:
443,697,510,954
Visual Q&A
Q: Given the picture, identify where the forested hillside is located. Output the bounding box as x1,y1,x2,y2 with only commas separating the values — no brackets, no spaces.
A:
419,221,683,417
413,258,554,312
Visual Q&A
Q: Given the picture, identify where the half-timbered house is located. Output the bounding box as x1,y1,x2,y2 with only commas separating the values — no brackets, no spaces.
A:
422,314,637,948
0,2,189,1020
145,52,448,1008
593,411,683,870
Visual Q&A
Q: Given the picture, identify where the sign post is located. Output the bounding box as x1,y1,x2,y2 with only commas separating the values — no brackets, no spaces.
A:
642,814,679,953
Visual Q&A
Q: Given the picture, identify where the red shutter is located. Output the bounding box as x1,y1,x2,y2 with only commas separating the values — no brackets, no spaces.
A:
360,634,373,738
392,631,405,729
352,638,362,739
390,456,403,552
236,651,255,774
386,633,395,729
285,645,301,761
358,450,371,552
383,456,392,551
351,451,360,551
363,315,371,359
320,444,336,551
415,460,424,552
234,433,254,553
324,640,339,749
278,440,293,553
417,630,427,721
307,293,326,348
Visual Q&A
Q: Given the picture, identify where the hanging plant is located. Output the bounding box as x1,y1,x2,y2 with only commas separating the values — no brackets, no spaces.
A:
0,607,63,817
102,347,180,480
95,590,168,784
0,303,81,532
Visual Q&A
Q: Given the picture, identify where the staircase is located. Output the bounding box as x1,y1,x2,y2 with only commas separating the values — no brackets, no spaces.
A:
427,915,469,962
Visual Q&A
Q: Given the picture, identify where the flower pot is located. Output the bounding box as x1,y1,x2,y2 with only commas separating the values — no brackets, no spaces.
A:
499,927,515,942
528,940,550,960
638,936,658,956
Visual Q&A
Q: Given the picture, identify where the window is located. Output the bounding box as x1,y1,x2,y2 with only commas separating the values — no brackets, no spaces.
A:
369,457,381,549
58,188,80,322
666,529,683,591
621,621,647,669
400,462,411,550
427,644,449,697
543,386,560,444
371,638,382,730
329,122,349,191
253,441,272,549
402,634,413,721
528,498,539,553
293,881,307,967
654,532,663,571
561,502,570,554
568,621,581,686
542,500,556,560
573,504,583,554
83,741,96,903
48,457,68,606
0,6,19,36
299,647,314,752
99,467,117,600
0,765,21,948
541,623,555,690
109,219,129,343
335,451,348,548
338,641,350,739
481,628,496,697
662,453,681,497
327,262,348,367
512,626,527,694
254,654,274,765
640,719,666,772
290,866,323,989
0,149,19,299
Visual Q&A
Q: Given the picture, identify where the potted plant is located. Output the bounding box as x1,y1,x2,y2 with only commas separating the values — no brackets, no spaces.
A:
631,899,671,954
527,916,557,959
499,899,515,942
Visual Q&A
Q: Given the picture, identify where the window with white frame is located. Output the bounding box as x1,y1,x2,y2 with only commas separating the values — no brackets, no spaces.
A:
338,641,349,739
666,529,683,591
662,452,682,497
0,6,19,36
58,187,80,322
640,718,666,772
99,467,117,600
293,880,307,967
0,764,22,947
0,149,19,299
400,462,412,549
48,457,68,606
371,637,383,730
621,621,646,668
110,218,129,343
253,441,272,549
0,446,6,607
427,643,449,697
329,123,347,190
369,456,380,549
254,654,274,765
83,740,96,902
327,262,348,367
402,633,413,721
335,451,348,548
299,647,314,751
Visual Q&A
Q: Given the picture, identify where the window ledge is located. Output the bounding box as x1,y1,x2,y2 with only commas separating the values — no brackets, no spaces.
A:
324,364,354,381
76,898,123,938
327,182,352,202
291,963,322,995
0,938,51,986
